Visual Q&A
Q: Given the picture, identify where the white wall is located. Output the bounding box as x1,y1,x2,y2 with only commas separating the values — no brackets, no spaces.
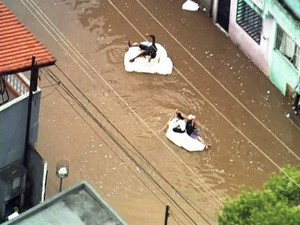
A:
228,0,274,75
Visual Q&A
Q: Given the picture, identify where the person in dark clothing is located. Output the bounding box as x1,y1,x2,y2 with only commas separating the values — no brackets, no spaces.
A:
128,34,157,63
186,114,210,149
292,78,300,115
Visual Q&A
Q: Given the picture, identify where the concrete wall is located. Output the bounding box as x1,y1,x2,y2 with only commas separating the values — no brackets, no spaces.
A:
282,0,300,19
268,1,300,94
270,51,298,94
0,76,46,219
224,0,300,95
27,147,47,206
228,0,272,75
0,90,41,168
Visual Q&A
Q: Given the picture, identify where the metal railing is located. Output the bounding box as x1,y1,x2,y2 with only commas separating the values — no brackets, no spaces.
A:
3,74,29,96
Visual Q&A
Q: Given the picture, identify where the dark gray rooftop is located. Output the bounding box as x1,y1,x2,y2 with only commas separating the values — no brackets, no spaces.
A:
3,181,128,225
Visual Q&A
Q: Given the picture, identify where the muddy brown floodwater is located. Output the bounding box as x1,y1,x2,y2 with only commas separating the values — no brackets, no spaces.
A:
4,0,300,224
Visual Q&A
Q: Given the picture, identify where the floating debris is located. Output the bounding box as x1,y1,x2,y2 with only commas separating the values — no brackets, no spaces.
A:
182,0,199,11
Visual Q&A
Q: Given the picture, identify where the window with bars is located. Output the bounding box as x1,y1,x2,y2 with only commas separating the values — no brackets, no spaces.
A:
276,25,300,70
236,0,262,44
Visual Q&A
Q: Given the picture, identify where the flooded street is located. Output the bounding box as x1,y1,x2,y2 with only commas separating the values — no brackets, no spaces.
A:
4,0,300,224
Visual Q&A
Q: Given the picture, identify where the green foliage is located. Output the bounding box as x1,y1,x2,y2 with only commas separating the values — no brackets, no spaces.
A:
218,167,300,225
265,167,300,206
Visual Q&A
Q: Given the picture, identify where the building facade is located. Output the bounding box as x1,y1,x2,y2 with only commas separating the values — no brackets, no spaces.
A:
0,2,56,221
0,73,48,222
210,0,300,96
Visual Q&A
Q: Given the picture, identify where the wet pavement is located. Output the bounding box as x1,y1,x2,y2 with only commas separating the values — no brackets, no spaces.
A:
3,0,300,224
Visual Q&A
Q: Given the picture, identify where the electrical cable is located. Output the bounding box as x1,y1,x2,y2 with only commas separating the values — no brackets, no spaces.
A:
22,0,226,208
21,0,300,222
44,66,214,225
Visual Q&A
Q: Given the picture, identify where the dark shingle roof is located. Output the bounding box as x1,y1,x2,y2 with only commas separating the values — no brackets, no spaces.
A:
0,1,56,76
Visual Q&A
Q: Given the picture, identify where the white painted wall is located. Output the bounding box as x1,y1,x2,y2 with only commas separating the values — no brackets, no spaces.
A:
228,0,274,75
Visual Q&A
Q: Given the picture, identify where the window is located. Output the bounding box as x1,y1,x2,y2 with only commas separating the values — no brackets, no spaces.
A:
236,0,263,44
276,25,300,70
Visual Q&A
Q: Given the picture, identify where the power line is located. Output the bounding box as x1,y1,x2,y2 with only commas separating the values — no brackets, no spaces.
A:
22,0,224,207
43,67,213,225
22,0,300,221
21,0,300,213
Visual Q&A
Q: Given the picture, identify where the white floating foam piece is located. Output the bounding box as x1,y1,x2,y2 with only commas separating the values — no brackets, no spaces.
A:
166,118,205,152
182,0,199,11
124,42,173,75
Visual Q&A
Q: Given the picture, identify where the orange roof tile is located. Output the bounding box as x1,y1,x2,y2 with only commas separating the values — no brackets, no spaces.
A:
0,1,56,76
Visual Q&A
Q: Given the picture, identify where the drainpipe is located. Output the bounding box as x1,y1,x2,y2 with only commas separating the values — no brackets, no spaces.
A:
212,0,219,23
23,56,38,168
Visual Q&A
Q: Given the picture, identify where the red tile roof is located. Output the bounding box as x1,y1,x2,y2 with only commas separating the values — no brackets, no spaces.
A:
0,1,56,76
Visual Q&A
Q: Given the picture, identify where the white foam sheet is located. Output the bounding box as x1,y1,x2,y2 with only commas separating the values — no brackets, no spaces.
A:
182,0,199,11
124,42,173,75
166,118,205,152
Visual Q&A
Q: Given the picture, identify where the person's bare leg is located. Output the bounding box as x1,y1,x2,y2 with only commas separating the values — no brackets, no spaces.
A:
197,136,210,149
128,41,139,48
130,51,145,62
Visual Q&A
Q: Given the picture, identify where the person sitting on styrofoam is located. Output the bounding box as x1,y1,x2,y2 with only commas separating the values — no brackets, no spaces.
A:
186,114,211,149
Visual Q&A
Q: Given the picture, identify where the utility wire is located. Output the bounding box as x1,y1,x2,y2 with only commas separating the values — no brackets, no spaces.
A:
43,67,212,225
52,65,216,224
23,0,224,207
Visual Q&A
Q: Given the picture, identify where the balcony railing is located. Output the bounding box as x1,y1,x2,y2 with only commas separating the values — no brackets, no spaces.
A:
0,73,30,106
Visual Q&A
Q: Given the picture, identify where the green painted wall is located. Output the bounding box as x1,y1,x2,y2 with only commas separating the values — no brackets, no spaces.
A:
270,51,298,94
282,0,300,19
267,0,300,94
